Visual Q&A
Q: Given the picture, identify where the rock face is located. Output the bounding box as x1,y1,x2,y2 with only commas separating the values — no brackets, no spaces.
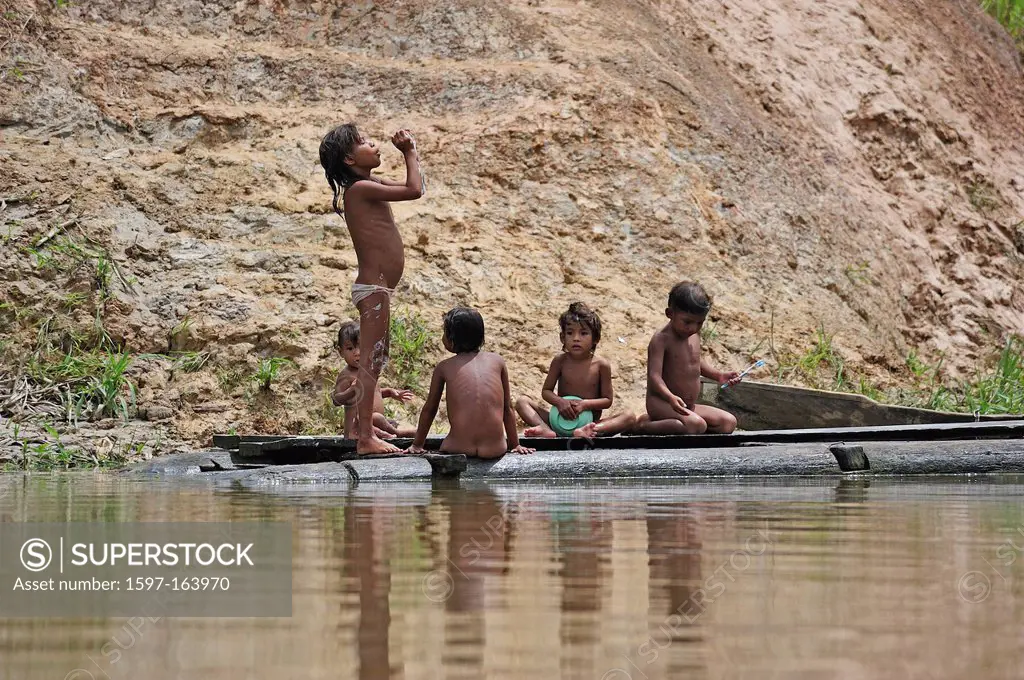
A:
1,0,1022,445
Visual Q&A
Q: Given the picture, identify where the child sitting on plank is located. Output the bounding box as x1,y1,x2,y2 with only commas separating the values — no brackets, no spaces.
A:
633,282,741,434
406,308,534,458
332,320,416,439
515,302,636,438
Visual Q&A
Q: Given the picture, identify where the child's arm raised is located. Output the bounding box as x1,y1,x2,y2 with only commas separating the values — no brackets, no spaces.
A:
406,363,444,454
348,130,423,202
502,359,534,455
540,356,576,418
648,334,690,413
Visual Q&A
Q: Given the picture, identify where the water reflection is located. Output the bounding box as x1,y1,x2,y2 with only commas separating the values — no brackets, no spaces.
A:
2,475,1024,679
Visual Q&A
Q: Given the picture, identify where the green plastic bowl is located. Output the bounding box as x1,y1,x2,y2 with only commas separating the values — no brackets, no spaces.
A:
548,396,594,436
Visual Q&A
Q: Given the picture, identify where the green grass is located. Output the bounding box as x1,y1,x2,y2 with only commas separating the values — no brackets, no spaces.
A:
386,309,432,391
775,323,1023,417
251,357,294,391
981,0,1024,47
943,335,1024,414
777,323,848,390
700,322,719,345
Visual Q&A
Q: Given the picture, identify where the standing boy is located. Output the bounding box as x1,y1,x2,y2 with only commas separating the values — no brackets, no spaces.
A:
319,123,424,454
515,302,635,438
634,282,742,434
406,307,534,459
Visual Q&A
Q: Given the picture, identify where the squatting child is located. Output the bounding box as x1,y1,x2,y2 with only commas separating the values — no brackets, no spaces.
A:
319,123,424,454
515,302,636,438
332,320,417,440
634,282,741,434
406,307,534,459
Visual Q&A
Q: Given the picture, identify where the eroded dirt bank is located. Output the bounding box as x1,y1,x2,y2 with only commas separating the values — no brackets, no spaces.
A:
1,0,1022,458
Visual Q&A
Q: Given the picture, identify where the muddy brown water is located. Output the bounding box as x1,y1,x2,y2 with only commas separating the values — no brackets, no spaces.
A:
1,473,1023,679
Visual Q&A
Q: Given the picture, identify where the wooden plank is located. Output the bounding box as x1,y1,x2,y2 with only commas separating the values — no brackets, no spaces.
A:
212,434,285,450
227,420,1024,461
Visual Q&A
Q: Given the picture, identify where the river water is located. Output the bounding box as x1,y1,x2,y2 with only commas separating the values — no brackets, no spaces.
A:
1,473,1023,679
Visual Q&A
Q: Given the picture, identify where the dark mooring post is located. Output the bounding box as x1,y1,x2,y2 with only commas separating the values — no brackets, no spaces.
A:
829,443,870,472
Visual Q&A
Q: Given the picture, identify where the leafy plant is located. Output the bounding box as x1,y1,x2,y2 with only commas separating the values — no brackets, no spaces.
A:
981,0,1024,49
76,353,137,420
173,351,210,373
386,309,432,390
251,357,294,391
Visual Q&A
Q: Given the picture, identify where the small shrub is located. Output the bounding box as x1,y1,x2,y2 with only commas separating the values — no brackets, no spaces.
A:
386,309,432,390
251,357,294,391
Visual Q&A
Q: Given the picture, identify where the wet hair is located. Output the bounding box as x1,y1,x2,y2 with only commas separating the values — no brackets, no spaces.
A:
668,282,712,315
443,307,485,353
318,123,363,217
337,320,360,350
558,301,602,348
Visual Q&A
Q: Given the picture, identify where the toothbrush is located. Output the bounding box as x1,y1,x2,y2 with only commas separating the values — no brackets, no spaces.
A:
721,359,765,389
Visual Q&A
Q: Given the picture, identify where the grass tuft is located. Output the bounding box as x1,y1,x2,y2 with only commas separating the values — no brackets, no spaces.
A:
251,357,294,391
386,309,432,391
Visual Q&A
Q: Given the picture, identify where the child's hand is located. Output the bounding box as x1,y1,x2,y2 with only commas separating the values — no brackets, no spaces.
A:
670,395,690,414
374,427,396,439
405,444,427,454
392,129,415,153
568,400,585,417
383,388,415,402
720,371,742,386
556,398,577,418
509,445,535,455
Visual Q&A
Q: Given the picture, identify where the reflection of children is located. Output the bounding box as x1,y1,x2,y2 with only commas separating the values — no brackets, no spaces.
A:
633,282,740,434
319,123,424,454
407,308,534,458
332,321,416,439
515,302,636,438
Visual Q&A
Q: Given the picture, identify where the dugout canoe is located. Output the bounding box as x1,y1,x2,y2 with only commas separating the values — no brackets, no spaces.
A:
698,379,1024,430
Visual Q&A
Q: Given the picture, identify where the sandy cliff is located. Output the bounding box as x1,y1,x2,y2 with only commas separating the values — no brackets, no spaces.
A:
1,0,1022,450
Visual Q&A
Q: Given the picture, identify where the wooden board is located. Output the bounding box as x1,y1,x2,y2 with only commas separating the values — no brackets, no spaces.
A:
218,420,1024,462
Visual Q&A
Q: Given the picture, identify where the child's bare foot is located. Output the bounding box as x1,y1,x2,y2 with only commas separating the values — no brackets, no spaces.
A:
357,434,402,455
573,422,601,439
523,425,557,438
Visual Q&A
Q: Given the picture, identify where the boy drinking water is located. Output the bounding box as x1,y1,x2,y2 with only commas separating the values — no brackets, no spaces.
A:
319,123,424,454
332,321,417,440
634,282,741,434
515,302,636,438
406,308,534,459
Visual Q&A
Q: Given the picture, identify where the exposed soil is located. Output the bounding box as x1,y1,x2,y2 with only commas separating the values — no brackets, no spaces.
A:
1,0,1022,455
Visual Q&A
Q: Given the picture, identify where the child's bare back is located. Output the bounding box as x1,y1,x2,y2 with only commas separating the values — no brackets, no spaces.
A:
407,308,533,459
434,351,509,457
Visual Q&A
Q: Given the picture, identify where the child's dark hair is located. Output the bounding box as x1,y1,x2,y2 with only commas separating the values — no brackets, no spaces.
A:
443,307,485,353
337,320,360,349
559,302,602,348
319,123,363,217
668,282,712,315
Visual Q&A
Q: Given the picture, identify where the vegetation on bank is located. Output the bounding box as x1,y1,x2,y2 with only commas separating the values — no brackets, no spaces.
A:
982,0,1024,50
776,326,1024,416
